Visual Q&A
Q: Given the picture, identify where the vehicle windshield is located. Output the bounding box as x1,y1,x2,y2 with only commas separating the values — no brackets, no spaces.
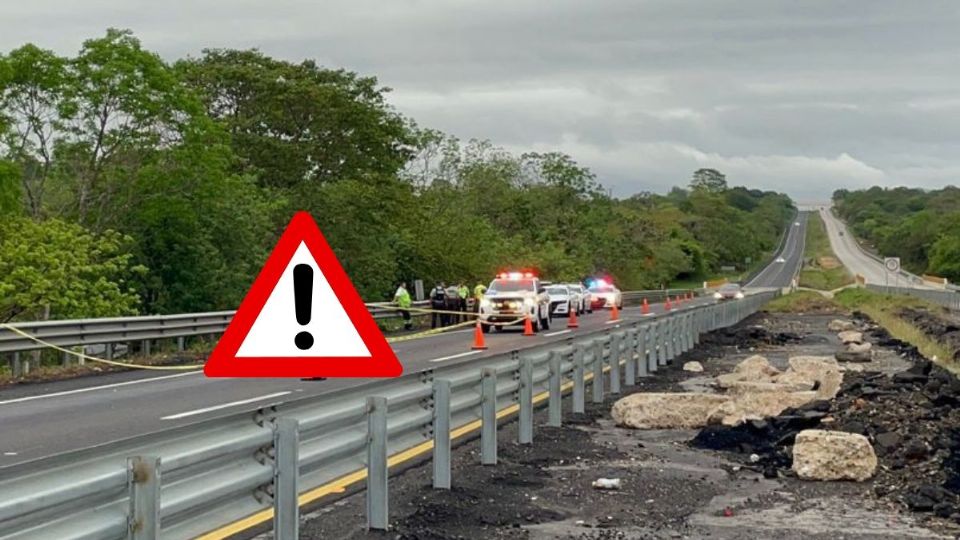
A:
565,284,582,292
487,279,536,293
546,286,568,295
589,285,615,293
720,284,741,292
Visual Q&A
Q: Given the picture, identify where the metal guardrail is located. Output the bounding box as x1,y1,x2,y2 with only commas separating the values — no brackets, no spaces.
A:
0,291,697,357
0,290,778,539
865,284,960,310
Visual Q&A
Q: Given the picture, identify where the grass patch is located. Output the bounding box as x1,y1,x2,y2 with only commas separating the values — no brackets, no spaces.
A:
765,290,838,313
834,288,956,370
799,213,854,291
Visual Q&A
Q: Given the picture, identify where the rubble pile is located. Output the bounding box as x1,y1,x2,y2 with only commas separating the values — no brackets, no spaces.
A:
692,315,960,522
703,325,801,348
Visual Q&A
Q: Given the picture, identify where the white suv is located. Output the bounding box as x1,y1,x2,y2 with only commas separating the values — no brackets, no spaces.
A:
479,273,551,333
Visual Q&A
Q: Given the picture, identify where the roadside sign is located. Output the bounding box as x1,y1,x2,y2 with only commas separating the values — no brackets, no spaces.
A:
884,257,901,273
204,212,402,378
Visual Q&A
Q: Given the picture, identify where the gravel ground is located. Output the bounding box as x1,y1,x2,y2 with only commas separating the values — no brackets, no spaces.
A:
285,311,954,540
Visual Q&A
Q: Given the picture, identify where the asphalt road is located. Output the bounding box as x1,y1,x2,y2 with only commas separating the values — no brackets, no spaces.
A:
0,297,710,467
818,207,932,289
745,211,807,289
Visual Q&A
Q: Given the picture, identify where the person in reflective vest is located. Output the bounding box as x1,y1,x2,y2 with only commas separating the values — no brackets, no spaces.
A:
457,282,470,323
473,282,487,312
393,281,413,331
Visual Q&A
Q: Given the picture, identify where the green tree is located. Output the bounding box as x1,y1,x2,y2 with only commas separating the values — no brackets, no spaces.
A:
0,218,142,322
690,168,727,193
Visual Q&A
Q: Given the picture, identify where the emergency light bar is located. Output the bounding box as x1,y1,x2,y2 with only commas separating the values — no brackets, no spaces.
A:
498,271,536,280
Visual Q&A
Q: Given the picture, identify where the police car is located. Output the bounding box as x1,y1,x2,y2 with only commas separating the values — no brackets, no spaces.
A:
479,272,552,333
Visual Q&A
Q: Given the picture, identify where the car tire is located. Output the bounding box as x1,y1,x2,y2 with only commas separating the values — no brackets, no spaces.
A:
481,323,491,334
541,308,550,330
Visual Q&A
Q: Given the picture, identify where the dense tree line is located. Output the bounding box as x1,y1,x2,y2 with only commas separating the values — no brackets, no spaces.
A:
833,186,960,280
0,30,794,322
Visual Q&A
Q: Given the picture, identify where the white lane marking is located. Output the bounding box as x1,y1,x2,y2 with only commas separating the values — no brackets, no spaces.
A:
0,371,203,406
642,312,655,317
3,452,17,456
160,391,292,420
544,329,571,337
605,319,623,325
428,351,481,363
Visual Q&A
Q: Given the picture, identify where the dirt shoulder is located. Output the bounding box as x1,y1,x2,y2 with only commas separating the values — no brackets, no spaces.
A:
291,311,958,540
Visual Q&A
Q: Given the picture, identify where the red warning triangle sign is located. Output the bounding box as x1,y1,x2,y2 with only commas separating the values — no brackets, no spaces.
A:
204,212,403,378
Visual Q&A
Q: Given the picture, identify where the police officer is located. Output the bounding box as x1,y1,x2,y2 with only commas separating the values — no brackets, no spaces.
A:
473,282,487,312
393,281,413,331
457,282,469,322
430,281,447,328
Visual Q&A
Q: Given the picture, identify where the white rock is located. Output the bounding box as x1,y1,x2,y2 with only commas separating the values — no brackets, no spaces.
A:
592,478,621,490
828,319,856,332
708,391,819,426
792,430,877,482
683,361,704,372
837,331,864,345
779,356,844,400
611,393,731,429
715,355,781,388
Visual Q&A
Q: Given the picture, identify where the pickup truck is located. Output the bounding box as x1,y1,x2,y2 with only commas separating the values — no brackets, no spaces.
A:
478,273,551,333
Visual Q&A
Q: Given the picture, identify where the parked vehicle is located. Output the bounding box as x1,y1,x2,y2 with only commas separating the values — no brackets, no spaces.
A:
713,283,744,301
545,285,574,317
588,279,622,309
478,272,551,333
563,282,592,314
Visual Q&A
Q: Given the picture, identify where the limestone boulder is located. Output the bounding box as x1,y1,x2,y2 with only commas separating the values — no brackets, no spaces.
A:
836,343,872,363
725,380,814,394
778,356,844,400
792,430,877,481
716,355,781,388
827,319,856,332
837,331,864,345
612,393,731,429
683,361,704,373
707,391,819,426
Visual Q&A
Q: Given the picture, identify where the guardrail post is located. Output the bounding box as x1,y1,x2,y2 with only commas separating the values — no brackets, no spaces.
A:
274,418,300,540
693,310,701,345
609,334,621,395
62,349,70,367
573,346,585,414
142,339,151,356
11,352,21,378
481,368,497,465
519,357,533,444
592,341,604,403
683,313,692,352
128,456,160,540
432,379,451,489
625,329,637,385
548,353,562,427
366,396,389,530
657,320,667,366
637,325,650,376
177,337,185,352
105,343,114,360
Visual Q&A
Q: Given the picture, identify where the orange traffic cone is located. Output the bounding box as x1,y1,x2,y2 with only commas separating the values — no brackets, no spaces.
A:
523,314,535,336
610,303,620,321
664,296,672,311
642,298,650,315
471,321,488,350
568,307,579,328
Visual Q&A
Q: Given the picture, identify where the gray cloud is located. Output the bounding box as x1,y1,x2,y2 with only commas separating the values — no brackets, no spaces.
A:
4,0,960,201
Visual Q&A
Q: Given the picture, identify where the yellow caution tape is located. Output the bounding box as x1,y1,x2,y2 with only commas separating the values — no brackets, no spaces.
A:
0,323,204,371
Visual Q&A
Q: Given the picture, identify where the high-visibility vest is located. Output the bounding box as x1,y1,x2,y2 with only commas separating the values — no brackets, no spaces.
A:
394,287,412,308
458,286,469,299
474,284,487,300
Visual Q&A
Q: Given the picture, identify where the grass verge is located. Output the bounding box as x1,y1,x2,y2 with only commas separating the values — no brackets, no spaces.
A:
832,288,955,367
799,212,854,291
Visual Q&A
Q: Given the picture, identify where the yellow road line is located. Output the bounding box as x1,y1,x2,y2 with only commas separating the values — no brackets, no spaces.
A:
195,369,606,539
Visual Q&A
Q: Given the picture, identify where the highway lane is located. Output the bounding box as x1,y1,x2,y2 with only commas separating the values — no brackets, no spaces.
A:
818,207,933,289
0,298,705,466
746,211,808,289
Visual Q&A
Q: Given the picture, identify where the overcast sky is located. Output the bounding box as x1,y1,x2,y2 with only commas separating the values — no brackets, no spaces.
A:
4,1,960,201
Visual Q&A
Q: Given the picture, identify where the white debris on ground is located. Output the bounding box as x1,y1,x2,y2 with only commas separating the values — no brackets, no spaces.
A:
792,429,878,481
683,361,704,372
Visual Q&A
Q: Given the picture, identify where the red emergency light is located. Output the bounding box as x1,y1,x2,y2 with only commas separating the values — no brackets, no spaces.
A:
498,271,536,280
